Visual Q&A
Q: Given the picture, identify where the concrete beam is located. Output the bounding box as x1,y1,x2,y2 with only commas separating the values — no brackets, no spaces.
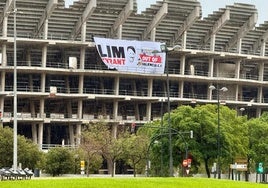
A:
142,2,168,40
109,0,133,38
225,12,257,51
33,0,58,38
174,6,200,43
252,30,268,52
200,9,230,48
0,0,14,26
70,0,97,40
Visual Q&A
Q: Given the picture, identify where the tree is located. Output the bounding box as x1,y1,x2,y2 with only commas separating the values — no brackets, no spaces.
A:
0,126,43,170
123,133,149,177
100,129,125,177
79,123,104,176
80,122,125,177
44,147,74,176
147,104,248,177
248,112,268,172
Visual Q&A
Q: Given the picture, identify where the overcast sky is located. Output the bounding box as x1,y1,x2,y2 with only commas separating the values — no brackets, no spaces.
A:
65,0,268,25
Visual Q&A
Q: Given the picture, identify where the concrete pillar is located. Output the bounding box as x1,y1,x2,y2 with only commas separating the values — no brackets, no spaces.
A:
2,16,7,37
38,99,45,149
258,86,263,103
38,123,43,150
208,58,214,77
46,125,51,145
182,31,187,50
180,55,186,75
69,124,75,146
210,34,216,51
42,45,47,67
146,79,153,121
76,124,81,145
237,38,242,54
26,49,31,66
208,83,213,100
2,44,7,66
150,28,156,42
80,47,85,70
81,22,86,42
256,108,262,118
117,25,122,39
260,41,266,56
31,123,38,144
114,76,120,95
235,85,239,101
43,19,48,39
235,60,241,79
258,62,264,82
0,44,6,127
30,101,37,143
179,81,184,98
113,100,118,121
113,77,120,120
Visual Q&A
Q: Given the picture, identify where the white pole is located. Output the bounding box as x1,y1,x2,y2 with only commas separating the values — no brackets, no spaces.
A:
13,0,18,171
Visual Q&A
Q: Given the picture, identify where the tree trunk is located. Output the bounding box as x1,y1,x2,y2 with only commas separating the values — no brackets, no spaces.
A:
133,164,136,177
204,158,211,178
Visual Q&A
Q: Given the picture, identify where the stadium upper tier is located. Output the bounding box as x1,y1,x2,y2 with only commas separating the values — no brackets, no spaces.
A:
0,0,267,55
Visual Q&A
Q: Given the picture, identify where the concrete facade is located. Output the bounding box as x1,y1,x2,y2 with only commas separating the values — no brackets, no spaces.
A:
0,0,268,148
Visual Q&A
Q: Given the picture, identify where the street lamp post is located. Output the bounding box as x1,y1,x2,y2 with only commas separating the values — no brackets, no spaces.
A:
209,85,228,179
160,44,181,177
13,0,18,171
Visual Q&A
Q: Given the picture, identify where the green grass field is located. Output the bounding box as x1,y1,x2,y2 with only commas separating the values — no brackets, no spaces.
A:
0,177,267,188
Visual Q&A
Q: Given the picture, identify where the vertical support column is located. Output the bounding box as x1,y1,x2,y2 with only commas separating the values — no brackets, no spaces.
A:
235,85,240,101
2,44,7,66
80,47,85,70
2,16,8,37
210,34,216,51
69,124,74,146
38,98,45,150
181,31,187,50
117,25,122,39
179,81,184,98
38,122,43,150
258,86,263,103
260,41,266,56
235,60,241,79
113,76,119,120
46,125,51,145
208,58,214,77
38,42,47,149
31,123,37,144
215,61,220,77
43,19,48,39
258,62,264,82
42,45,47,68
208,83,213,100
256,108,261,118
30,101,37,143
76,124,81,145
0,44,7,128
146,79,153,121
180,55,186,75
67,101,74,145
150,28,156,42
81,22,87,42
237,38,242,54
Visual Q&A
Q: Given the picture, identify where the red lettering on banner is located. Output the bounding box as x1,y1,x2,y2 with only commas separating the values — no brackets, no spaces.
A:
102,57,125,65
139,54,162,63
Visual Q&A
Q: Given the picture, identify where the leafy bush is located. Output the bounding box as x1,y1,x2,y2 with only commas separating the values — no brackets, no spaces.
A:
44,147,75,176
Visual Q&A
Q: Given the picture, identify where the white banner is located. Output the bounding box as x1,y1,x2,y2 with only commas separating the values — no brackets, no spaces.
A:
94,37,166,74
